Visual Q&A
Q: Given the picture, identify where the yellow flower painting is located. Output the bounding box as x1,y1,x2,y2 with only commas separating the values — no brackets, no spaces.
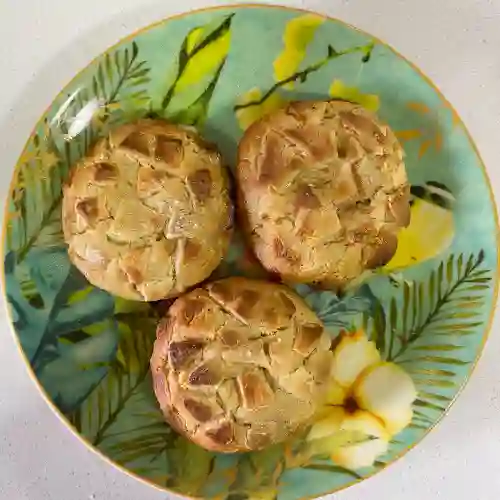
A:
308,331,417,469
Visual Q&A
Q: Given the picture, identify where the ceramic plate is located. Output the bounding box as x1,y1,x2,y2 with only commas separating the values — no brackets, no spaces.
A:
3,5,498,500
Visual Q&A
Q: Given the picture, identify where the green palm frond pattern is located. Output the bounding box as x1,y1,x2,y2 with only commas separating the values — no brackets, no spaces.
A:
69,312,158,444
7,41,152,265
363,251,491,430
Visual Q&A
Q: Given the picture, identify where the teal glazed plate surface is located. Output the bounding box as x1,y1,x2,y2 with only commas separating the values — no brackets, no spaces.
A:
3,5,498,499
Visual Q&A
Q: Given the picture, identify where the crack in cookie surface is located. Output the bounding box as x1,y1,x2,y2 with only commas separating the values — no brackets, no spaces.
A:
150,278,334,452
237,100,410,290
62,119,232,301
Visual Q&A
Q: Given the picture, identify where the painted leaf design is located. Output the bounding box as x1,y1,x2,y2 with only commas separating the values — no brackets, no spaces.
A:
8,43,151,266
296,283,382,332
385,184,455,272
228,444,285,497
169,61,225,126
39,319,118,413
5,248,114,365
29,203,64,250
58,41,151,141
167,438,214,495
367,251,491,420
234,40,375,128
329,80,380,111
7,127,67,263
66,311,196,491
235,87,286,130
175,18,232,92
5,248,115,412
273,13,324,89
158,14,234,125
368,299,387,354
70,312,158,445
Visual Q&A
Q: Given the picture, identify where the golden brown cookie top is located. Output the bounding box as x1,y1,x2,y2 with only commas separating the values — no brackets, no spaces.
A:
237,100,410,289
62,120,232,301
150,278,333,452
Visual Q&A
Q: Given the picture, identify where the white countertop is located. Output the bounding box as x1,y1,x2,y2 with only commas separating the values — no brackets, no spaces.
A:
1,1,500,499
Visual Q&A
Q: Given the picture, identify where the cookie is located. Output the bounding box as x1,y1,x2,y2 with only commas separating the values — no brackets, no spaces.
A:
150,277,333,452
62,119,232,301
236,100,410,290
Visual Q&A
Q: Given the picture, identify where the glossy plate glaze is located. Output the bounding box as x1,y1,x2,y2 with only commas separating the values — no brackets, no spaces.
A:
2,5,498,500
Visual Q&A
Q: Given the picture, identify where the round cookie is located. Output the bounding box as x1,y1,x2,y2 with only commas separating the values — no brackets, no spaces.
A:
62,119,232,301
150,277,333,452
236,100,410,290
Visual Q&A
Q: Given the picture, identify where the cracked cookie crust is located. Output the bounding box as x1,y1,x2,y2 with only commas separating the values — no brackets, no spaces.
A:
62,119,232,301
236,100,410,290
150,277,333,452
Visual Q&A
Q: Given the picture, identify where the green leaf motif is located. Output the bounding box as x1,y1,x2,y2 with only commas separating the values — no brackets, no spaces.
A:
8,129,67,264
8,42,151,266
371,300,387,353
227,444,285,497
70,311,158,446
366,251,492,425
157,14,234,126
167,438,215,495
66,310,203,491
88,42,150,107
365,251,491,364
295,283,382,332
234,41,375,111
5,248,115,411
168,60,226,126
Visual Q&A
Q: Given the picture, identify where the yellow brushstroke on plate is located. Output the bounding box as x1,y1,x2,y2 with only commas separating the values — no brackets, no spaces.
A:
67,286,94,305
407,101,430,114
396,129,422,141
273,13,324,88
385,197,455,272
186,27,204,53
235,87,286,130
175,26,231,92
17,149,37,167
329,80,380,112
114,296,151,315
38,150,59,173
398,128,443,157
418,139,432,158
81,319,111,336
397,103,444,157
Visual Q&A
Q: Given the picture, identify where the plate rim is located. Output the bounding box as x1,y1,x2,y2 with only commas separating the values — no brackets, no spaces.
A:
2,3,499,499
